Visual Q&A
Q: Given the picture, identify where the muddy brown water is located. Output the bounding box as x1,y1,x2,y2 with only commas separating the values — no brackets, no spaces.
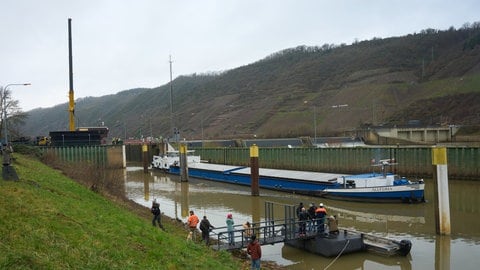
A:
124,167,480,270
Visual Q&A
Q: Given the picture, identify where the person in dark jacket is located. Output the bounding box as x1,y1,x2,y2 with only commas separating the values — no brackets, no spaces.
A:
199,216,215,245
247,235,262,270
298,207,308,236
151,199,164,230
296,202,304,218
307,203,316,232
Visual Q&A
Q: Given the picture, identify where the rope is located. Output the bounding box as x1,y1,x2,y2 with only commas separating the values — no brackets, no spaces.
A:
323,239,350,270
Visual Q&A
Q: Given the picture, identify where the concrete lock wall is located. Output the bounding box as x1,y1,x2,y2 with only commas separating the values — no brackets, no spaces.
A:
41,145,124,168
192,147,479,180
99,144,478,180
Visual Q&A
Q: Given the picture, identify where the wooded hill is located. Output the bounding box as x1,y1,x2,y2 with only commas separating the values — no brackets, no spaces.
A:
20,23,480,141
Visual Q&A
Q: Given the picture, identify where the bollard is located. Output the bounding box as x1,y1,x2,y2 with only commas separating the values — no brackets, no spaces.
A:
179,143,189,182
142,144,148,174
432,147,451,235
250,144,259,196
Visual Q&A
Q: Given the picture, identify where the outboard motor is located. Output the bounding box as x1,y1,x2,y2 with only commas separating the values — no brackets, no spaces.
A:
398,239,412,256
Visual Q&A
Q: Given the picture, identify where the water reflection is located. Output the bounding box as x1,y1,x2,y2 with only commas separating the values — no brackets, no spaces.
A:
281,245,413,270
143,176,149,202
180,182,189,218
124,167,480,269
435,235,450,270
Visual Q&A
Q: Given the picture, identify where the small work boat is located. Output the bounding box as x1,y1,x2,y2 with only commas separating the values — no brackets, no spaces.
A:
151,151,424,203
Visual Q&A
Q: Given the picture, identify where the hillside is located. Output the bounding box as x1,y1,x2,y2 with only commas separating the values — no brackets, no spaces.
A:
0,154,244,269
19,24,480,141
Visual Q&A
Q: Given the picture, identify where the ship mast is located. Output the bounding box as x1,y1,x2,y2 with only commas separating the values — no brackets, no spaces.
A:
169,55,175,141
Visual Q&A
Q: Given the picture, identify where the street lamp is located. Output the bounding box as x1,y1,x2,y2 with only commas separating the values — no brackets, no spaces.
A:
2,83,31,145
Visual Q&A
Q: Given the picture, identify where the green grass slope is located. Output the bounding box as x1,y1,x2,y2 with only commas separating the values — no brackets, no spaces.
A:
0,154,241,269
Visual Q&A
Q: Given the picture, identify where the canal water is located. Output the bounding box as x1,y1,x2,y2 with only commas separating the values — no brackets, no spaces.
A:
124,166,480,270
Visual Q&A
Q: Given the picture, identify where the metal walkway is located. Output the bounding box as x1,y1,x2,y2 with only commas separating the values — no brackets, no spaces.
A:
210,202,327,251
208,202,411,258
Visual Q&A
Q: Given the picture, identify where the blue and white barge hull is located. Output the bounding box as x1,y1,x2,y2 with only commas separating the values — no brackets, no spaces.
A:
152,153,425,203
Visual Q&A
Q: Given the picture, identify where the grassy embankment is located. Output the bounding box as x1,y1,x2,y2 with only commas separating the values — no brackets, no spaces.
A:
0,154,244,269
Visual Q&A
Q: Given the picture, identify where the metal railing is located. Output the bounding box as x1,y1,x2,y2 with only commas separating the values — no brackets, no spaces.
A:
210,217,329,251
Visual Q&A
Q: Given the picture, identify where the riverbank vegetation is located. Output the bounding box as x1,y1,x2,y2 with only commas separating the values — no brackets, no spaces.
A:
1,153,255,269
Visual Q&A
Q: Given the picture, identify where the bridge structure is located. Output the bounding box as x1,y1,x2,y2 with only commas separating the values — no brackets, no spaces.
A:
368,125,458,144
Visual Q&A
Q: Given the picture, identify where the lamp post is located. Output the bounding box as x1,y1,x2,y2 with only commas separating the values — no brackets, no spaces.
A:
2,83,30,180
313,106,317,144
2,83,31,145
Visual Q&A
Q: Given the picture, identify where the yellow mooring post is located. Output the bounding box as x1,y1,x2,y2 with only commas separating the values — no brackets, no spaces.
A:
179,143,189,182
250,144,259,196
142,144,149,174
432,147,451,235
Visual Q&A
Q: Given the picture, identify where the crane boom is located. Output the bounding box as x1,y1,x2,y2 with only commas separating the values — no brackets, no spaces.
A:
68,18,75,131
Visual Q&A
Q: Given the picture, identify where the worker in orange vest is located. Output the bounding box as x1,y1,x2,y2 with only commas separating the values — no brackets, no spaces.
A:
187,210,200,240
315,203,327,233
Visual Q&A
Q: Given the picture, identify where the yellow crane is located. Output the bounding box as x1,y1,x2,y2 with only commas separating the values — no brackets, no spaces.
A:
68,18,75,131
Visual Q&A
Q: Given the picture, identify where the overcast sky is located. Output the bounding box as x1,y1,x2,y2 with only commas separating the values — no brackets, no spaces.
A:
1,0,478,111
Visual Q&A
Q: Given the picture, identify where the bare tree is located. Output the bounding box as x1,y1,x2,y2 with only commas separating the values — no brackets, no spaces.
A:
0,87,29,141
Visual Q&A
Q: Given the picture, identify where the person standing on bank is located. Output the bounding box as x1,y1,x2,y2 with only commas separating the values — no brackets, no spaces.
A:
226,213,235,246
187,210,200,241
247,235,262,270
151,199,164,230
199,215,215,245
